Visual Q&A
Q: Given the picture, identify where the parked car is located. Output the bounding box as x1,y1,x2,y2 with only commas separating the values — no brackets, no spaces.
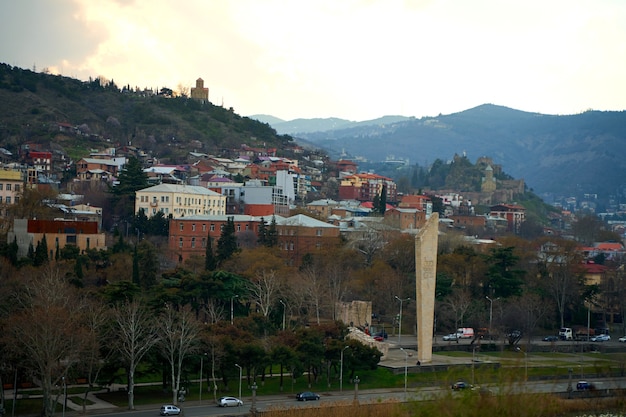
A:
218,396,243,407
576,381,594,390
543,335,559,342
373,331,388,340
160,405,181,416
451,381,469,390
296,391,320,401
443,333,459,341
590,334,610,342
618,336,626,342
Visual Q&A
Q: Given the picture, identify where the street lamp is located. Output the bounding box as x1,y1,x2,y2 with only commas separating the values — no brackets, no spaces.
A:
279,299,286,331
394,296,410,344
234,364,242,399
61,376,67,417
400,348,408,397
231,295,239,325
353,375,360,404
340,346,349,392
486,296,499,335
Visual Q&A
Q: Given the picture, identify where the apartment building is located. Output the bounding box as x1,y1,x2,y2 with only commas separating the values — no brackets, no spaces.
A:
135,183,226,219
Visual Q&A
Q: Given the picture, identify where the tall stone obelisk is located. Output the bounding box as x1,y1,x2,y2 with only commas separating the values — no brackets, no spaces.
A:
415,213,439,363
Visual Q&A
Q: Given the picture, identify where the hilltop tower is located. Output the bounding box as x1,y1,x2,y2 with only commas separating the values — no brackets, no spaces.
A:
190,78,209,102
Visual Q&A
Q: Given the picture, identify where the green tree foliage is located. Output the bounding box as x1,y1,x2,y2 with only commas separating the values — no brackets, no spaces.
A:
111,157,149,220
205,234,217,271
33,236,49,266
136,240,158,289
485,246,525,298
217,217,238,265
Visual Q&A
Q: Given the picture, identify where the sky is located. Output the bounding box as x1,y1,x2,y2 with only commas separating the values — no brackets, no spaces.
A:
1,0,626,122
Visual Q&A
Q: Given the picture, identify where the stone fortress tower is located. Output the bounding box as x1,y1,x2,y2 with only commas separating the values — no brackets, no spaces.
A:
190,78,209,102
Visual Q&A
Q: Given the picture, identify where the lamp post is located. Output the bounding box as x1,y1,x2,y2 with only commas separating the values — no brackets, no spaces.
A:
567,368,573,398
279,299,286,331
230,295,239,325
394,296,410,344
486,296,499,335
353,375,360,404
62,376,67,417
400,348,408,398
234,364,242,399
340,346,349,392
250,381,258,416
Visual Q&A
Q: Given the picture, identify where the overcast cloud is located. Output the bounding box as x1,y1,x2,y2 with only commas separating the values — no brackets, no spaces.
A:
1,0,625,121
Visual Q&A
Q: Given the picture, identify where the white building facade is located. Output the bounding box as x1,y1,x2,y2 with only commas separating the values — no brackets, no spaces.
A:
135,184,226,219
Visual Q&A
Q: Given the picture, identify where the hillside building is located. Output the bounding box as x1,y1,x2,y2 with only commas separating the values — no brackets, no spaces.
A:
135,184,226,219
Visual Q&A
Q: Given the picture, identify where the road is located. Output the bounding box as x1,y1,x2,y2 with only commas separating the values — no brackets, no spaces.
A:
88,377,626,417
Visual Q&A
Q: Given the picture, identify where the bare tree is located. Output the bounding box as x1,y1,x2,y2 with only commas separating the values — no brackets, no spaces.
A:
203,334,224,403
248,269,282,317
159,305,202,404
298,267,326,324
2,266,87,417
78,300,111,414
203,299,226,324
111,300,160,410
539,239,584,327
442,288,473,330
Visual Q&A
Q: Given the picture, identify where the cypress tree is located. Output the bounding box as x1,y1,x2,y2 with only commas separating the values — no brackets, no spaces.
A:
204,234,217,271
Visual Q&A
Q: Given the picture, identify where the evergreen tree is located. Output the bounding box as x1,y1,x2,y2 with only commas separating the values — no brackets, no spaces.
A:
217,216,238,265
34,235,49,266
204,234,217,271
257,217,267,246
27,242,35,260
7,236,18,266
111,157,149,220
485,246,525,298
266,215,278,247
132,244,140,286
379,184,387,215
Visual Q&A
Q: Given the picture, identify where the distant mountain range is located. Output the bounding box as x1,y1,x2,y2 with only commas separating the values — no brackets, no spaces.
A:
252,105,626,201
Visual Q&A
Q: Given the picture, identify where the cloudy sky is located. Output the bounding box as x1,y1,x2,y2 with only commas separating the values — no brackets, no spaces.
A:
1,0,625,121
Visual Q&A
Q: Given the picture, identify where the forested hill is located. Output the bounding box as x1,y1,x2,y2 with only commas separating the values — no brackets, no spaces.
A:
283,104,626,199
0,63,293,161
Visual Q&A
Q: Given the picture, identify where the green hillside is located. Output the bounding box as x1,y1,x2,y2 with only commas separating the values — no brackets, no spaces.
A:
0,63,293,162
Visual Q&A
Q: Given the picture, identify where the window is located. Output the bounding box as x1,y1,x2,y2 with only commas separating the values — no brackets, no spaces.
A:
14,184,20,192
6,184,10,191
191,237,196,248
316,229,322,236
0,184,3,190
202,238,206,248
192,224,196,231
14,196,19,204
179,237,183,248
202,224,206,231
5,196,10,204
237,224,241,232
152,196,157,203
210,224,215,231
180,223,184,231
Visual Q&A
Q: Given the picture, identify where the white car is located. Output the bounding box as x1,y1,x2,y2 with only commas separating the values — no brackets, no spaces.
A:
590,334,610,342
160,405,180,416
443,333,459,341
218,396,243,407
618,336,626,342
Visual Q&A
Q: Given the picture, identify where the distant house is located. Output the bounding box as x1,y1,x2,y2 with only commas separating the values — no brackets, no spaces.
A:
489,203,526,234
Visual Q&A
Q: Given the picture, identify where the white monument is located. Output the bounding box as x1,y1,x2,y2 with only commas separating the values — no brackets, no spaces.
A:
415,213,439,363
